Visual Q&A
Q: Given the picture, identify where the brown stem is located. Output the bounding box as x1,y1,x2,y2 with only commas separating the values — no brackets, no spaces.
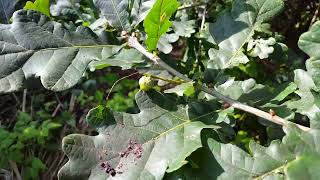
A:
127,36,310,131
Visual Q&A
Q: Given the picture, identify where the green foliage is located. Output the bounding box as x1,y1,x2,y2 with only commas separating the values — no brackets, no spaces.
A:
172,12,196,38
131,0,155,27
90,48,146,70
164,82,195,97
0,10,143,93
58,91,219,179
208,0,284,69
24,0,50,17
50,0,81,17
50,0,96,25
94,0,131,30
106,89,138,111
208,124,320,179
25,157,47,180
298,21,320,89
0,112,61,179
1,0,320,179
143,0,179,51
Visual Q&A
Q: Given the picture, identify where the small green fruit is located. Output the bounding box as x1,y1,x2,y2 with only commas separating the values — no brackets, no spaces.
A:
139,76,154,91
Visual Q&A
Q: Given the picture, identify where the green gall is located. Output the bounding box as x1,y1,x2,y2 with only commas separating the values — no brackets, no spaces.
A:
139,76,154,91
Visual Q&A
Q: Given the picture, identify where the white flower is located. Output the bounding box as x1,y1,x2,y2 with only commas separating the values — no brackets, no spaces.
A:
247,37,276,59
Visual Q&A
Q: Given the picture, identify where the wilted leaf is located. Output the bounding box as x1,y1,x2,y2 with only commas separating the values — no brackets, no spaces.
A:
143,0,179,51
94,0,131,30
58,90,220,179
208,0,284,69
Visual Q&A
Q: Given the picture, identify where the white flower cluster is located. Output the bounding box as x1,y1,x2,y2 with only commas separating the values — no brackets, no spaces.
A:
247,37,276,59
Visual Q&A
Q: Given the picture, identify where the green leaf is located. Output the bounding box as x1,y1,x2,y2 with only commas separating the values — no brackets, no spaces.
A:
207,78,296,121
24,0,51,17
298,21,320,89
50,0,96,25
25,157,47,180
157,33,179,54
131,0,156,26
285,154,320,180
0,10,143,94
260,82,297,121
0,0,17,23
172,12,195,38
208,125,320,180
285,69,320,126
50,0,81,17
89,48,146,70
196,23,215,44
269,82,297,103
143,0,179,51
290,21,320,126
94,0,131,30
164,82,195,97
172,20,195,38
208,0,284,69
58,90,220,179
209,78,271,106
164,132,224,180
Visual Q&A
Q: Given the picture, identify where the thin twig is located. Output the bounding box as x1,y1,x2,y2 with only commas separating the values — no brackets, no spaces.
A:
106,72,140,101
54,93,63,107
200,6,207,30
52,93,64,117
68,94,76,112
30,93,34,117
12,93,20,104
145,73,185,84
52,103,62,117
8,160,22,180
310,3,320,28
178,2,206,10
22,89,27,112
127,36,310,131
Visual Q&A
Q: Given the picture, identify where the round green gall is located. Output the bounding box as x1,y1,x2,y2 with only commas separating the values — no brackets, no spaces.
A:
139,76,154,91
